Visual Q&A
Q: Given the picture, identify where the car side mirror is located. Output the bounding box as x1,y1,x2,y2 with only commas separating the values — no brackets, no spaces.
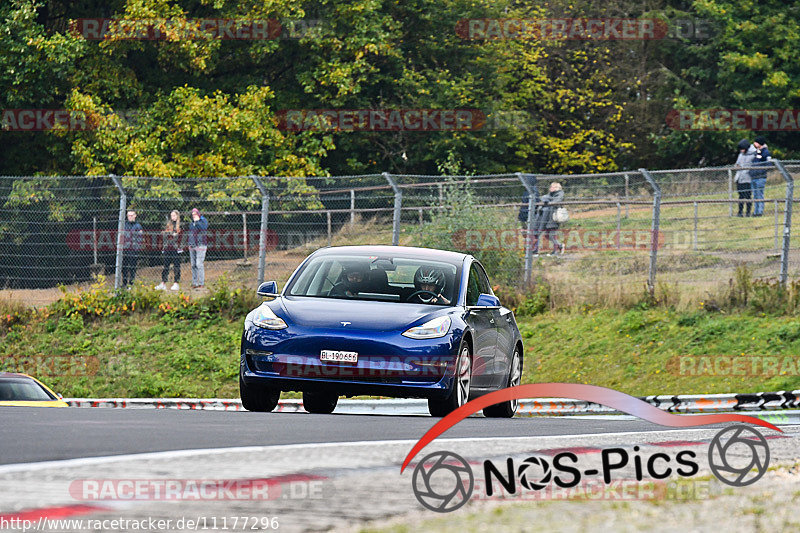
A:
257,281,279,297
476,293,500,307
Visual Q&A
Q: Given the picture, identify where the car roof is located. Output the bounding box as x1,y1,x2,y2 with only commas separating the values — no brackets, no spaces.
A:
0,372,34,380
313,245,470,264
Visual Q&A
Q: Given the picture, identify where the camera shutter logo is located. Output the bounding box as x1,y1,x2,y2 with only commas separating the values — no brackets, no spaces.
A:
708,425,770,487
411,451,474,512
518,456,552,491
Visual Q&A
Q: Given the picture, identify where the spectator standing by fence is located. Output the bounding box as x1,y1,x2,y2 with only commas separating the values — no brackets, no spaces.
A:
734,139,755,217
121,210,143,286
750,136,771,217
532,182,565,256
156,210,182,291
188,208,208,289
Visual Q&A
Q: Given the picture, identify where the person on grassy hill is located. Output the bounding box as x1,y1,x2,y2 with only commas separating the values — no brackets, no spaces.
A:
188,208,209,289
532,182,565,256
750,135,771,217
156,210,182,291
734,138,755,217
121,210,144,287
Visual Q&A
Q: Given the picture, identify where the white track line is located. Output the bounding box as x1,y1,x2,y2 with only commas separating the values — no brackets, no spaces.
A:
1,426,797,475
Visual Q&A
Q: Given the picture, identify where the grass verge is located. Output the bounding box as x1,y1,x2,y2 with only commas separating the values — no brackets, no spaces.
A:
2,296,800,397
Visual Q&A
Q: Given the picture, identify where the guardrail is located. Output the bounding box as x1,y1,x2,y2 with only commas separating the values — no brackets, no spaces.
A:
65,390,800,415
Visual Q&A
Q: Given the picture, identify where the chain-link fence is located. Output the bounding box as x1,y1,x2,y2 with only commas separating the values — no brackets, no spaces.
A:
1,161,797,306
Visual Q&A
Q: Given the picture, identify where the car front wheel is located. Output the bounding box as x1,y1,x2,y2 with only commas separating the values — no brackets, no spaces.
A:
428,342,472,417
240,375,281,412
303,391,339,414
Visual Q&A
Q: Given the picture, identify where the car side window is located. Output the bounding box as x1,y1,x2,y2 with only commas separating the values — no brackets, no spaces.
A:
473,263,492,295
466,264,483,306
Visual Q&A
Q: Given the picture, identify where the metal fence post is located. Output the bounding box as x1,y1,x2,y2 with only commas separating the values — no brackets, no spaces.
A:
251,176,270,285
517,172,537,284
693,201,698,251
727,168,734,217
774,199,779,252
640,168,661,296
350,189,355,226
773,160,794,286
616,202,621,249
92,216,98,265
623,173,629,218
327,211,332,246
383,172,402,246
110,175,126,290
242,213,248,262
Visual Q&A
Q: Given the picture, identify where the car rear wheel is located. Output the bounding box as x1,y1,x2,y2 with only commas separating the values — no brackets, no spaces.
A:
303,391,339,414
483,346,522,418
240,375,281,412
428,343,472,417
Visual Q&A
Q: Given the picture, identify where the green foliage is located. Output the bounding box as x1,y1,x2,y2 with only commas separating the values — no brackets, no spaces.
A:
11,0,799,178
409,175,523,285
46,274,261,322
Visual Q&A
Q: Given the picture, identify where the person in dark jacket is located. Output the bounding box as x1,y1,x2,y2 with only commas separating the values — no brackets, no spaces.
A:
532,182,565,256
121,210,144,287
156,210,182,291
188,207,209,288
750,136,771,216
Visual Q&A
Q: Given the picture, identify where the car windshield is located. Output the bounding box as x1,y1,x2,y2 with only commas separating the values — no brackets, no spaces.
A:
0,379,55,401
287,254,460,305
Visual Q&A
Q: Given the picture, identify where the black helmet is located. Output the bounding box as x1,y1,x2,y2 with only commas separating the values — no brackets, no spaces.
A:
737,139,750,151
341,263,367,288
414,266,446,293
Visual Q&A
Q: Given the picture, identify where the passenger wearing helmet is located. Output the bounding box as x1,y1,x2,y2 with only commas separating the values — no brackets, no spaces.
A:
330,263,368,298
409,266,450,304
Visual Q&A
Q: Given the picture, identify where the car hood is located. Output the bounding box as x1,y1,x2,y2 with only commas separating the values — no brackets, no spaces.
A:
0,400,68,407
274,296,451,332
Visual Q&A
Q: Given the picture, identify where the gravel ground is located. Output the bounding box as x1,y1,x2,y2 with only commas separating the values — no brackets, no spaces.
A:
1,424,798,532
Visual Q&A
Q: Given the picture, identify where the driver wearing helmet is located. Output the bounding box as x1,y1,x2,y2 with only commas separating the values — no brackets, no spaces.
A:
330,263,368,298
410,266,450,304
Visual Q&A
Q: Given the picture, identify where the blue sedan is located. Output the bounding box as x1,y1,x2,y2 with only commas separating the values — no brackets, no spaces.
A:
239,245,523,417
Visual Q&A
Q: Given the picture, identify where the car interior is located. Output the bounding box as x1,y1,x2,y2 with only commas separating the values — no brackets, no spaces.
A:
288,255,459,304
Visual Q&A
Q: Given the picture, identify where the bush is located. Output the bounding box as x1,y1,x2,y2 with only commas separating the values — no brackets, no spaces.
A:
46,274,262,325
410,176,524,285
491,280,551,317
700,265,800,315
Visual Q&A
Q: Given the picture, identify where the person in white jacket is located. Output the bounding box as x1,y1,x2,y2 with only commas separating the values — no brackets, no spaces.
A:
734,139,755,217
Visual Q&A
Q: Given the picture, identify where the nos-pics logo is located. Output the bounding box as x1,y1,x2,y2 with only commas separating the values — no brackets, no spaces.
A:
412,424,770,513
400,384,781,514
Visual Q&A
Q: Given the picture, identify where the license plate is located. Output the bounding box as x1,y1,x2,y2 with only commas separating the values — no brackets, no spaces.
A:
320,350,358,363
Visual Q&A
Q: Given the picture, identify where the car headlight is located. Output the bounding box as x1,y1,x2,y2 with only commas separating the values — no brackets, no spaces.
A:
253,305,288,330
402,316,451,339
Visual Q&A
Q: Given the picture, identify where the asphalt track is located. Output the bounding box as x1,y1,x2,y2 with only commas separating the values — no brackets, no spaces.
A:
0,406,733,465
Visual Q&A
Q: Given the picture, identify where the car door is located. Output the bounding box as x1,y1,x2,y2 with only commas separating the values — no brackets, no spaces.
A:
472,262,514,388
464,262,499,390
